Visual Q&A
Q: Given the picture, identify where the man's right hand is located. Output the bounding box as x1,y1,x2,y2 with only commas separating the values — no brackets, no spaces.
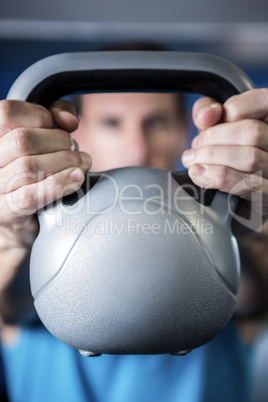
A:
0,99,91,325
0,99,91,249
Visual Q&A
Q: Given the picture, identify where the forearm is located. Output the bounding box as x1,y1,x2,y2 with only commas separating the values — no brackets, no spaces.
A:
0,245,36,326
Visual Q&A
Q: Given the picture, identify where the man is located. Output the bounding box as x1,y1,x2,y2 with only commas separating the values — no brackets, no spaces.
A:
0,71,268,400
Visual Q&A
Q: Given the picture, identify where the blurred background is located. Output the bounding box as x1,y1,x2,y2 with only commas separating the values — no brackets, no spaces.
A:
1,0,268,99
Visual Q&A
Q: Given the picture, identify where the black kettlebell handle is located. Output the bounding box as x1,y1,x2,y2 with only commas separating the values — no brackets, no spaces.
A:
7,51,255,107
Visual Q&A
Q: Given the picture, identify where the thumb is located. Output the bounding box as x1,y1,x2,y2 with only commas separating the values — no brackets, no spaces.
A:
192,97,223,130
50,99,79,132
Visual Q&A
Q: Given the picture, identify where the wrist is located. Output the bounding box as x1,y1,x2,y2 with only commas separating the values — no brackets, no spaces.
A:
0,216,39,251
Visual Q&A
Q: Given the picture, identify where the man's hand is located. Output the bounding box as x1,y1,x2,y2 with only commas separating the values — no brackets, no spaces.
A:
182,88,268,222
0,99,91,324
0,99,92,249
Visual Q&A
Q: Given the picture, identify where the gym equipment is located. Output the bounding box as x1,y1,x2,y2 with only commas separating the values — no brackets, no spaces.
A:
7,51,255,355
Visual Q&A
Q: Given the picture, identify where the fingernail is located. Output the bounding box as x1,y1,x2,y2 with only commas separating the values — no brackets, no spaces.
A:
197,103,219,120
182,149,195,165
69,168,84,182
191,135,201,149
57,110,79,131
70,136,79,151
80,152,92,168
59,110,78,120
189,164,207,177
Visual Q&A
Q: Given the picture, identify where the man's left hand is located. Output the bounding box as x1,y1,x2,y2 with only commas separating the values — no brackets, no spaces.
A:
182,88,268,222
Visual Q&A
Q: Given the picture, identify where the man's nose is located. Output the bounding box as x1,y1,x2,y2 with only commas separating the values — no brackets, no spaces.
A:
124,128,148,166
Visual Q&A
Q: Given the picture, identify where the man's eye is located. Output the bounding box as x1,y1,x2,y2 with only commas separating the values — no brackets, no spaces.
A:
145,117,167,131
101,118,119,128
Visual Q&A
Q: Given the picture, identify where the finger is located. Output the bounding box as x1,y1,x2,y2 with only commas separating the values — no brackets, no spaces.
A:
0,100,54,136
191,119,268,152
188,163,265,201
50,99,79,132
182,145,268,176
192,97,223,130
224,88,268,123
0,151,92,194
1,167,86,226
0,127,78,167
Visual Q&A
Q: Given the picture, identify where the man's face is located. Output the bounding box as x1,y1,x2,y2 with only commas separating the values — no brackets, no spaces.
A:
74,92,187,172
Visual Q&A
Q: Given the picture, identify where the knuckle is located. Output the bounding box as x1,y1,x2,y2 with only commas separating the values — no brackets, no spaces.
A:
245,120,263,145
202,145,215,160
214,166,229,190
224,96,241,121
0,100,14,127
202,128,213,142
62,150,73,164
45,174,70,201
44,175,60,197
35,104,53,127
12,128,31,154
47,173,62,190
14,156,38,176
63,150,81,165
60,130,73,148
0,99,11,116
258,88,268,105
236,176,252,198
16,186,37,212
244,146,261,171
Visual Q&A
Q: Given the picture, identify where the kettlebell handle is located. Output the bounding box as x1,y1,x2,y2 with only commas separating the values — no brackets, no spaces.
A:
7,51,255,107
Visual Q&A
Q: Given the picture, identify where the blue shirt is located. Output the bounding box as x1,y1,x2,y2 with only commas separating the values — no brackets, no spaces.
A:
0,348,7,401
1,320,252,402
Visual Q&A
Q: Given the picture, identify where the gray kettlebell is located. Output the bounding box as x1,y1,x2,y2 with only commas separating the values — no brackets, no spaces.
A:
7,51,255,356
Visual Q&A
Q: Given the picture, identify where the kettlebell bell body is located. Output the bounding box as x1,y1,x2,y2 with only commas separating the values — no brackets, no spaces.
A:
30,167,240,355
7,51,255,355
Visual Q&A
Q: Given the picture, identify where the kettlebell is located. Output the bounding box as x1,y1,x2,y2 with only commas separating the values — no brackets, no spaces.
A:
7,51,255,356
